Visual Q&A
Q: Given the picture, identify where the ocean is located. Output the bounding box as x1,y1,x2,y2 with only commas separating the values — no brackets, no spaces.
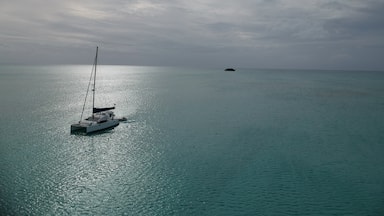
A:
0,65,383,215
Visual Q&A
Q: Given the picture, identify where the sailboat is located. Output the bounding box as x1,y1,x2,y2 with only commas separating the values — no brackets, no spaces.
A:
71,46,120,134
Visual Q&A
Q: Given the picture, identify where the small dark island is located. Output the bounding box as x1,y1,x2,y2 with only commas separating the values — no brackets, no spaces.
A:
225,68,236,71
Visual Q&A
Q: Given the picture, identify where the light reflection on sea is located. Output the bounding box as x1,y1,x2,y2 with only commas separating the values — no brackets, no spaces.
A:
0,65,383,215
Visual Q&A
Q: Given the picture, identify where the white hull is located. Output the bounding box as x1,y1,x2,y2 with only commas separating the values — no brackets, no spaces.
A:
71,119,119,134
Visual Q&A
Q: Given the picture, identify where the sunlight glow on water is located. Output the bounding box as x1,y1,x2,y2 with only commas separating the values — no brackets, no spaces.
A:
0,66,384,215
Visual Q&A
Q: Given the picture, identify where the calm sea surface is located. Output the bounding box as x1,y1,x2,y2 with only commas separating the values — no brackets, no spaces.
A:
0,65,383,215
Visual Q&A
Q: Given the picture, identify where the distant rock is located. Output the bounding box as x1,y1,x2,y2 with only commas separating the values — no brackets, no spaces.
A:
225,68,236,71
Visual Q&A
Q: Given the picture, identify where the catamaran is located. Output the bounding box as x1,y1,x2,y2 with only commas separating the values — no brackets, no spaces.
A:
71,47,122,134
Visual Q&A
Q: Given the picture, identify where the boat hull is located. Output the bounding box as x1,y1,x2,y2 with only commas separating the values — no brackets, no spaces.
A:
71,119,119,134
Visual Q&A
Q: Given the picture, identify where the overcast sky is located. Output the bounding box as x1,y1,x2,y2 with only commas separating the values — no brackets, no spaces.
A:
1,0,384,70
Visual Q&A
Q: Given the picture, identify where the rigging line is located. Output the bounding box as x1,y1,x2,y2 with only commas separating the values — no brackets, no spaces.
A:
79,51,97,122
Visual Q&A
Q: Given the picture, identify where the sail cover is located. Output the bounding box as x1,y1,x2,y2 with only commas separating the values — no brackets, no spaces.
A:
93,106,115,113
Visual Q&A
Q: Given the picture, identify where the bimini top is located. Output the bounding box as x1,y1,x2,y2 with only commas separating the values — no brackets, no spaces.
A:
93,106,115,113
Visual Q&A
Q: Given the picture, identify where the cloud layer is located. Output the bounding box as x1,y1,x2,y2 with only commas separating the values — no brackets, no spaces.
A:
1,0,384,69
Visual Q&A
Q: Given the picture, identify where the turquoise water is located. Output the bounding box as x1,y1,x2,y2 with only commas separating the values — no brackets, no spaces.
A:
1,65,384,215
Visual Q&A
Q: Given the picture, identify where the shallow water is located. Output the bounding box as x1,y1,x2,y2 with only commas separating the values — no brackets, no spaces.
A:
1,66,384,215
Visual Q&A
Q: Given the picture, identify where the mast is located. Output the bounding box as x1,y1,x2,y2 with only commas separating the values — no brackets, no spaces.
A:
79,46,98,122
92,46,98,117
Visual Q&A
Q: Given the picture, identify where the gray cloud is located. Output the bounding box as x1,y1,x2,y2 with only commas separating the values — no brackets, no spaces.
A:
1,0,383,70
324,1,384,38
